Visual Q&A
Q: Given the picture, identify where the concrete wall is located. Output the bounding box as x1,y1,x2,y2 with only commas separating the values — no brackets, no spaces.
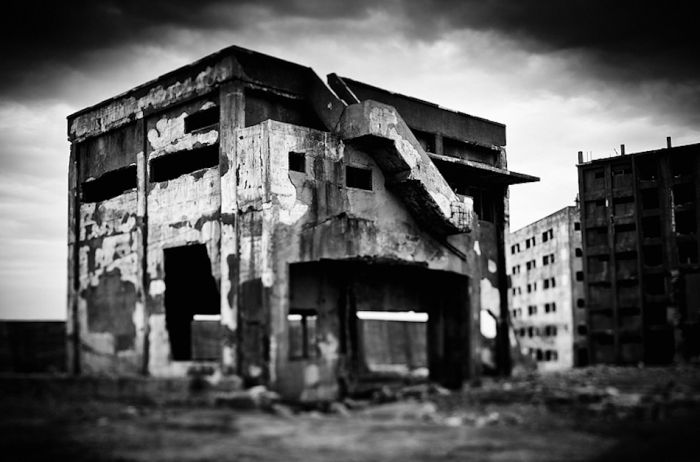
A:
235,121,480,399
66,45,520,399
508,206,583,371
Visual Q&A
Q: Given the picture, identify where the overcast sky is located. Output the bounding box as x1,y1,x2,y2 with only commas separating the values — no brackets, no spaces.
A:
1,1,699,320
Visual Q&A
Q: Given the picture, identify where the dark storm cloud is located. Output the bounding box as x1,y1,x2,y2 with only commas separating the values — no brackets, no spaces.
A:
1,0,699,122
405,0,699,81
0,0,378,101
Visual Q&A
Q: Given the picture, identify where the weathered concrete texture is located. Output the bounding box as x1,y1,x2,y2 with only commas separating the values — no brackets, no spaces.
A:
578,143,700,365
232,121,478,399
146,99,222,377
508,205,584,371
78,189,142,375
66,45,535,400
337,101,474,236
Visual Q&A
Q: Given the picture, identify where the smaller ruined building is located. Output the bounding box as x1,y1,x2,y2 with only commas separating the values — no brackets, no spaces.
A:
507,206,585,370
67,45,536,400
577,142,700,364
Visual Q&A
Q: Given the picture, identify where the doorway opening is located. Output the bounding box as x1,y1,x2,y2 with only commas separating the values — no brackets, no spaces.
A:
164,244,221,361
287,261,470,392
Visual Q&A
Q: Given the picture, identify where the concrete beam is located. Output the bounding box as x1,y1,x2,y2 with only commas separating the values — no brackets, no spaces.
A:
337,100,474,236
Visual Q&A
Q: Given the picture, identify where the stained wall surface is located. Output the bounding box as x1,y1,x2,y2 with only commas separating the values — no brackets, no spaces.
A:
66,45,535,398
507,206,584,371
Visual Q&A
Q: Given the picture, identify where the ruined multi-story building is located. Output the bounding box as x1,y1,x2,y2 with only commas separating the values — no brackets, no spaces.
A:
507,206,586,371
66,45,536,400
577,141,700,365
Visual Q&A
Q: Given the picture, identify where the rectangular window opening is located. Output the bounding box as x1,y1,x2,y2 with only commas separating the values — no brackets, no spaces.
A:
643,245,663,266
675,210,697,234
81,165,137,203
184,106,219,133
288,151,306,173
288,309,318,360
637,159,657,181
641,189,659,209
673,183,695,205
678,240,699,265
346,165,373,190
642,216,661,238
150,144,219,183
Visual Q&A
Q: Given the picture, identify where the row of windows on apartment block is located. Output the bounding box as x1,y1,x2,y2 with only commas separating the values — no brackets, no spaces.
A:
511,252,559,274
517,324,559,338
511,302,559,318
527,348,559,362
510,224,580,255
511,277,557,294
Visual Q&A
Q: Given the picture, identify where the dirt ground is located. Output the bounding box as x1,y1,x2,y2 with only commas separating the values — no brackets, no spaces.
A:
2,366,700,462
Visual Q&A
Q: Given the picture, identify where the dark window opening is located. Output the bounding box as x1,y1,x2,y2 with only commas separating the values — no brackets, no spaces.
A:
574,222,581,231
150,144,219,182
411,127,436,153
346,165,373,190
673,183,695,205
642,216,661,238
577,298,585,308
614,196,635,216
288,309,318,360
675,210,696,234
637,159,658,181
164,244,221,361
288,151,306,173
575,248,583,257
576,271,584,281
671,155,694,177
678,240,699,264
244,88,325,130
578,325,588,335
644,303,666,325
81,165,137,203
586,227,608,247
643,245,663,266
184,106,219,133
616,223,636,233
468,188,496,223
644,274,665,295
641,189,659,209
577,348,590,367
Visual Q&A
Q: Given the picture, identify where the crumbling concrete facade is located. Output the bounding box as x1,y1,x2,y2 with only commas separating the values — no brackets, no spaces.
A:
577,142,700,365
67,46,536,400
507,206,586,371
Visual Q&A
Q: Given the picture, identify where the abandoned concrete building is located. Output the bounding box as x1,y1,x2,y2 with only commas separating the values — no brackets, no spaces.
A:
507,206,586,371
66,45,537,400
577,141,700,365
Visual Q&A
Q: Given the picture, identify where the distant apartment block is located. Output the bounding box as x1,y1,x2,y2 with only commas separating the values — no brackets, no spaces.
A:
577,141,700,365
507,206,586,371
